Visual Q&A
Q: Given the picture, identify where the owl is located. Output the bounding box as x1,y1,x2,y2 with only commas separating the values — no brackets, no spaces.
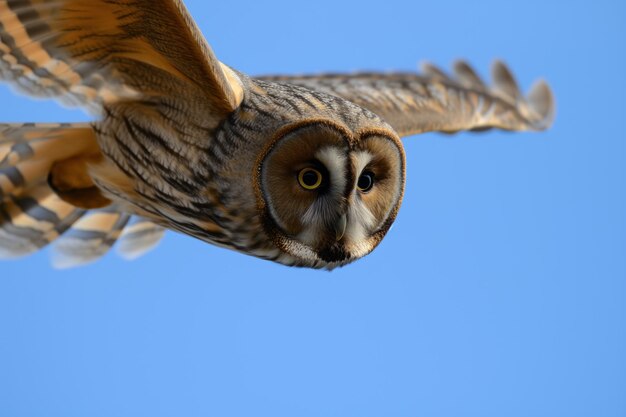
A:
0,0,554,269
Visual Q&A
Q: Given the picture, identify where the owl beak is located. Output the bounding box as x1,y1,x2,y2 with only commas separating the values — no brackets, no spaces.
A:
334,214,347,241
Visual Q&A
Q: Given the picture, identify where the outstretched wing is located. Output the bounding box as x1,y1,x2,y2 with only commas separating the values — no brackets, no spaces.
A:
0,1,246,267
258,61,554,138
0,0,243,114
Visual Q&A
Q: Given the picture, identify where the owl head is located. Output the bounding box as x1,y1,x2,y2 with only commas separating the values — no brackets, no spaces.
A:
255,119,405,269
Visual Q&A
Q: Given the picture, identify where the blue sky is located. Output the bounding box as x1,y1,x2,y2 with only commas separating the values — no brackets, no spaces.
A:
1,1,625,416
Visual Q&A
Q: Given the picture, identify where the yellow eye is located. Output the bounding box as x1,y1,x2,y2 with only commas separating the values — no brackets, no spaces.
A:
298,168,323,190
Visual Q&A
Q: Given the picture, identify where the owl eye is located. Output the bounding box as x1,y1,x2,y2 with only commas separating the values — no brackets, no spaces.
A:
357,171,375,193
298,168,323,190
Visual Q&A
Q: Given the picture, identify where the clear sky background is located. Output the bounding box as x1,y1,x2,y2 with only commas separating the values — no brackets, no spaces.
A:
1,1,625,416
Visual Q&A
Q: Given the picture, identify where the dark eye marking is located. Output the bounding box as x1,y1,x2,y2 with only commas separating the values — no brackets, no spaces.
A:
357,170,375,193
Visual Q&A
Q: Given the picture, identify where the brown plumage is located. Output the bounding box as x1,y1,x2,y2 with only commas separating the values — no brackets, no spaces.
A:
0,0,555,268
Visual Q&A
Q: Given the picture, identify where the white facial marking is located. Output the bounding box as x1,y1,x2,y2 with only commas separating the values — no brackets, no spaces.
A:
346,199,377,242
345,151,377,243
314,146,347,199
352,151,373,180
298,146,347,246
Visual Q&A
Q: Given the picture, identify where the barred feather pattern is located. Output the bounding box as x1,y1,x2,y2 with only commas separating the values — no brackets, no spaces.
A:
0,0,555,269
0,181,85,258
0,62,556,268
89,74,390,267
51,207,132,269
258,60,555,137
0,123,165,267
0,0,241,115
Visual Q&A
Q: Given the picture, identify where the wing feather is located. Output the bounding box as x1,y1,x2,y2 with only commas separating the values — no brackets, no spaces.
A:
452,61,487,91
0,182,85,258
51,207,131,269
0,0,243,114
116,217,166,261
258,60,555,137
0,123,167,266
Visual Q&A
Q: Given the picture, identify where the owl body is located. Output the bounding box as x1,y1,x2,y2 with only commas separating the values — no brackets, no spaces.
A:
89,74,402,268
0,0,554,268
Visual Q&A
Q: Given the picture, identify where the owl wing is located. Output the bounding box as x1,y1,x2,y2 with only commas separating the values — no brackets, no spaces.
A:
258,61,554,137
1,123,166,268
0,1,245,267
0,0,243,114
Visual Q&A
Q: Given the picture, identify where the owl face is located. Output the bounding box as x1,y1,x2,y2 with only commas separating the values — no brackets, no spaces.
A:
256,120,405,268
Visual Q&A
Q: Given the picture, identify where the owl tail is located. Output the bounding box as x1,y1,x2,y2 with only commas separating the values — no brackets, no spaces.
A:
1,123,165,268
